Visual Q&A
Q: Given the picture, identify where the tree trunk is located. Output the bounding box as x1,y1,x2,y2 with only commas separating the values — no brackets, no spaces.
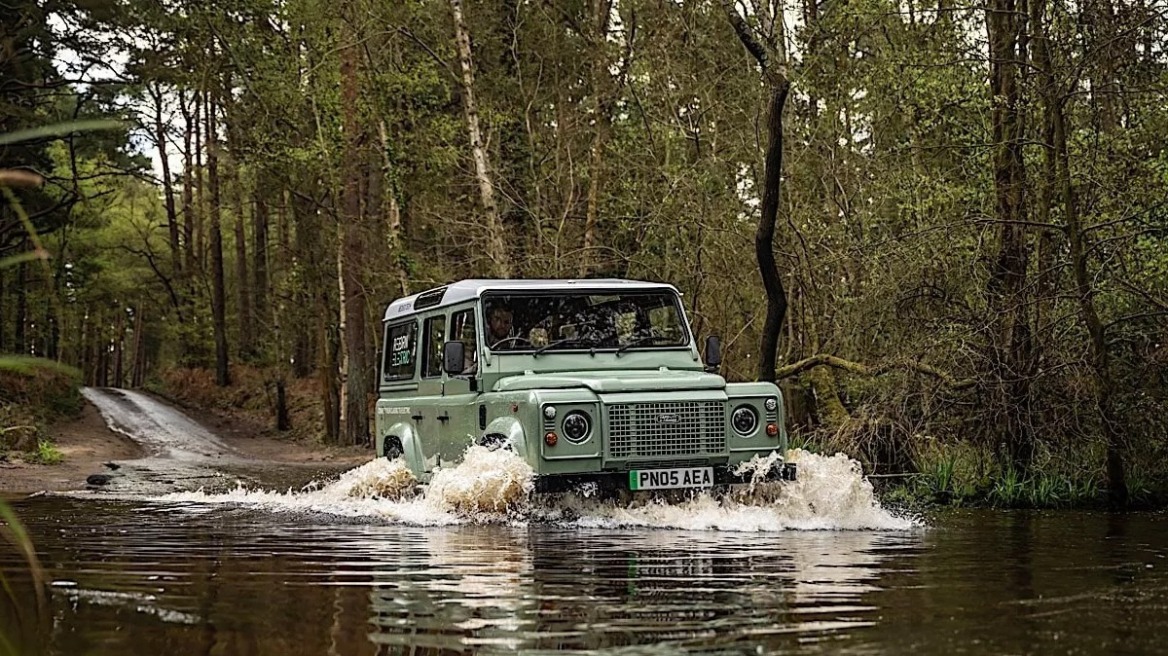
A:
79,306,91,384
113,307,125,388
151,83,181,277
579,0,614,277
253,177,270,334
377,120,409,298
276,378,291,431
96,319,108,388
278,188,290,276
194,92,205,272
15,257,27,354
48,256,62,360
180,90,196,274
1082,0,1121,132
339,4,369,446
131,304,145,388
320,312,341,442
207,93,231,387
233,163,253,360
756,84,792,382
986,0,1035,472
336,222,347,436
450,0,511,278
0,268,6,353
722,2,792,384
292,190,316,379
1031,0,1128,506
1059,95,1127,507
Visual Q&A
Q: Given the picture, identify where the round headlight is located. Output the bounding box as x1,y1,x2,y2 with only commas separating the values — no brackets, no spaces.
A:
765,397,778,412
543,405,557,420
732,406,758,436
562,411,591,443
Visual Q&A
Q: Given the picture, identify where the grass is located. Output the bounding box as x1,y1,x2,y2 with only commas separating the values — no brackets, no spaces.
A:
807,434,1158,509
0,500,47,656
25,441,63,466
921,453,958,502
786,431,823,454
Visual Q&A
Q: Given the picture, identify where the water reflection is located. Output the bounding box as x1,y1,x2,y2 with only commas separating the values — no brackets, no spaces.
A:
5,497,923,655
365,527,912,653
16,499,1168,656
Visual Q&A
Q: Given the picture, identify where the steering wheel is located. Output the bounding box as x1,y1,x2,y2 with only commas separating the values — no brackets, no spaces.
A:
491,336,533,349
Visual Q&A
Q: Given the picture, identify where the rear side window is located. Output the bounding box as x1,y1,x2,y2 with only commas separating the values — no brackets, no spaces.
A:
383,321,418,381
422,316,446,378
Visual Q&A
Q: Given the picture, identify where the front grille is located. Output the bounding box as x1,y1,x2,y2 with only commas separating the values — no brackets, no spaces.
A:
626,459,711,470
607,401,726,459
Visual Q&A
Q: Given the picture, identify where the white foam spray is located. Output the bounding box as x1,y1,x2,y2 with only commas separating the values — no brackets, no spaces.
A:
159,446,535,526
155,447,914,531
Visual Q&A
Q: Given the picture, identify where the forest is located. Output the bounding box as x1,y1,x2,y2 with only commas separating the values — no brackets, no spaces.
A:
2,0,1166,507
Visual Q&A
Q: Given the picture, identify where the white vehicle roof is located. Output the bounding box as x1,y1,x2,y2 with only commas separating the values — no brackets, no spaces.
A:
382,278,680,322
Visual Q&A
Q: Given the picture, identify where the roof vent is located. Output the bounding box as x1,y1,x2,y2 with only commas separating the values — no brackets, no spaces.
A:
414,286,448,310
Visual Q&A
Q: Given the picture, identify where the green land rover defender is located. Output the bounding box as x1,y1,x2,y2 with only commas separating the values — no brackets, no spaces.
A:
375,279,796,493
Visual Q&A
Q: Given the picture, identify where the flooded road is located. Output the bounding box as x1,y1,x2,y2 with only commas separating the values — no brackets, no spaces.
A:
3,500,1168,655
4,394,1168,654
74,388,353,495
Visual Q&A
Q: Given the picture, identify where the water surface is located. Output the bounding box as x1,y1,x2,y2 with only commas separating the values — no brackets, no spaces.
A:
3,498,1166,655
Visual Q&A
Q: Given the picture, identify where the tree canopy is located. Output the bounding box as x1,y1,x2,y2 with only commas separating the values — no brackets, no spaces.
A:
3,0,1167,504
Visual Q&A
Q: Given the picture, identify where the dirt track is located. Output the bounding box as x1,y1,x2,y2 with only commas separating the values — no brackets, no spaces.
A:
0,388,370,496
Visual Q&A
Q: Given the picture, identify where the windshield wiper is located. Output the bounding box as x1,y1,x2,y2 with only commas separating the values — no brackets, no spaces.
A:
615,334,673,356
532,336,593,357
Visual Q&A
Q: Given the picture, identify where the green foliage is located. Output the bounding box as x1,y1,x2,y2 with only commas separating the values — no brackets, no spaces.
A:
922,454,957,501
786,432,823,455
2,0,1166,496
877,438,1114,509
1125,464,1159,507
985,468,1025,507
26,440,62,465
0,356,82,421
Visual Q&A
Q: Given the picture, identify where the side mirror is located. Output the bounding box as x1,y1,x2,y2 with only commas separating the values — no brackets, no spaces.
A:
442,341,466,376
704,335,722,372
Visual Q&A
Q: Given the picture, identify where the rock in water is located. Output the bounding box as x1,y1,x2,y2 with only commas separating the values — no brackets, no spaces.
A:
86,474,112,486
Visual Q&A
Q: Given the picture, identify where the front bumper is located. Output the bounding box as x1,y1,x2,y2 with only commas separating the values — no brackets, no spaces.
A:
533,460,797,494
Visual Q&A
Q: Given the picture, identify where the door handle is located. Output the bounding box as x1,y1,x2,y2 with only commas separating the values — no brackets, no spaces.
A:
437,413,450,423
411,414,424,422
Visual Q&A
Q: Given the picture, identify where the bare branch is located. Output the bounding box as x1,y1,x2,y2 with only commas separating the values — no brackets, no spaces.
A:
776,354,977,390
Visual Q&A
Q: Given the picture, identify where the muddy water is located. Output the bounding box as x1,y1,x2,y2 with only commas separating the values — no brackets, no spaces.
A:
4,452,1168,655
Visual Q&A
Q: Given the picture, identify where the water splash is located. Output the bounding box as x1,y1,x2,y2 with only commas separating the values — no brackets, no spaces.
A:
425,446,535,517
158,446,534,526
155,447,915,531
550,450,916,531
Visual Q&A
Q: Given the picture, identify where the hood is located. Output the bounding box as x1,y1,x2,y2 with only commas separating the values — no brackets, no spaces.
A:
491,369,726,393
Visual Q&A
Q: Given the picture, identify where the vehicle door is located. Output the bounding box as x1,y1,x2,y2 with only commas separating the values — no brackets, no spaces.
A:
415,312,448,471
378,319,420,466
437,305,482,464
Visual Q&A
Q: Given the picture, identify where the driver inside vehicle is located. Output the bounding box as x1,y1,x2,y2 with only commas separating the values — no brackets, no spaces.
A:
487,303,515,349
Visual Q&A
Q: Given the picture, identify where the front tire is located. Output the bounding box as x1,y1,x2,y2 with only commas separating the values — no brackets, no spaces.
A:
476,433,510,451
383,435,404,460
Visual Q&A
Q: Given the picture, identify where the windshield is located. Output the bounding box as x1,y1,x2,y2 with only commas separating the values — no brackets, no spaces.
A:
482,291,690,353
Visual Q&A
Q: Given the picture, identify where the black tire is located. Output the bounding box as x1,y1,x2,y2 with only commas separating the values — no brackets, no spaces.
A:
383,435,404,460
477,433,509,451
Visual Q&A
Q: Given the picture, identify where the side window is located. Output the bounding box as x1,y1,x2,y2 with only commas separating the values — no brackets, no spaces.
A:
451,309,477,373
422,316,446,378
383,321,418,381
